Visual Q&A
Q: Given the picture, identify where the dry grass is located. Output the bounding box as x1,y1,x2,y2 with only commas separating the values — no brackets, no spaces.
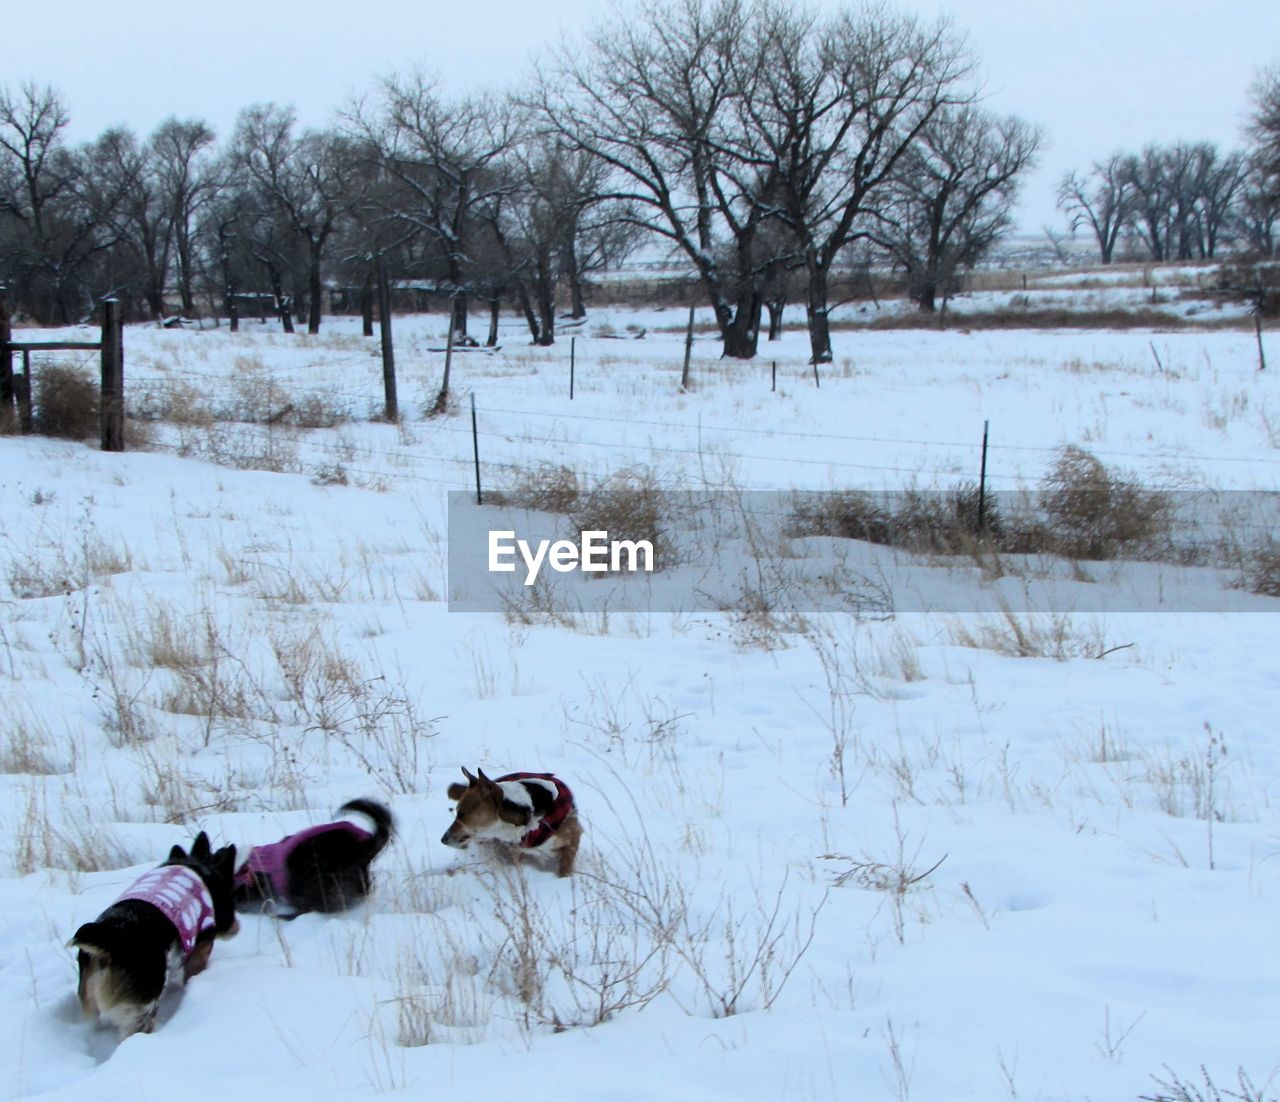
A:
1236,537,1280,597
790,483,996,556
488,463,582,513
12,782,134,874
1039,446,1173,560
34,364,98,441
948,601,1112,661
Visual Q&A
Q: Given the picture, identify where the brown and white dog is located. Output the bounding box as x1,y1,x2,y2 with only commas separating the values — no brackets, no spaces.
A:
68,832,239,1039
441,768,582,877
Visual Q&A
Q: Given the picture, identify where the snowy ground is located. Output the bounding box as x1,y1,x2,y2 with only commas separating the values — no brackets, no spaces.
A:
1,289,1278,1101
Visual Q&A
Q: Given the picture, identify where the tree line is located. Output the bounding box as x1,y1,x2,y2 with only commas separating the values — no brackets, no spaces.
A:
2,0,1275,361
1057,67,1280,265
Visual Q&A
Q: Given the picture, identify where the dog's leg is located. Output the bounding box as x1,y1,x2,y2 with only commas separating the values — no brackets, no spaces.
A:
183,939,213,981
556,814,583,878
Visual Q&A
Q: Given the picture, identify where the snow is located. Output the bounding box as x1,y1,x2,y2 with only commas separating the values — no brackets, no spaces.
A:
1,289,1278,1101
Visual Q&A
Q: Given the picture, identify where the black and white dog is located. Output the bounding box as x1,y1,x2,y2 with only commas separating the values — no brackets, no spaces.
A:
68,832,239,1039
234,798,394,916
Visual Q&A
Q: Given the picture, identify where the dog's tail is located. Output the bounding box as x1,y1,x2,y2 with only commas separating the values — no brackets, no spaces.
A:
338,798,394,857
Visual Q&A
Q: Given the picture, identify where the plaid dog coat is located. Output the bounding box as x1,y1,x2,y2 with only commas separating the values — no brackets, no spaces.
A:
495,772,575,848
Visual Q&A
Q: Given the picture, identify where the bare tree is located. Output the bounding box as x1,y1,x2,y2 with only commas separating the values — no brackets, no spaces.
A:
549,144,643,320
1242,64,1280,257
151,118,218,315
82,126,172,318
233,104,346,333
875,106,1041,311
351,75,518,342
1124,145,1178,261
1057,155,1134,265
1236,156,1280,256
747,3,975,361
0,83,113,322
536,0,779,359
1248,62,1280,179
1123,142,1244,262
1191,145,1247,259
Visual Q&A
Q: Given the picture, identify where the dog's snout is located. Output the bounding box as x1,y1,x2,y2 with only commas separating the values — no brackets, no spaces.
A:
441,823,468,848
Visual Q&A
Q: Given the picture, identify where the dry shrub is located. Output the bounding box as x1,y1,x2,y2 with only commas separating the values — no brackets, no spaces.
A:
1237,538,1280,598
132,379,215,426
569,467,674,569
1217,255,1280,317
490,464,582,513
791,483,1000,555
1039,446,1172,559
34,365,98,440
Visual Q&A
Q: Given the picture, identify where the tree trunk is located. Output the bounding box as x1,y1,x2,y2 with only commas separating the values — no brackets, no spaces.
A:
361,275,374,337
177,235,196,314
565,239,587,319
486,296,500,347
307,242,323,334
450,294,468,341
446,255,469,340
515,281,547,346
726,290,762,359
516,282,537,342
766,298,785,341
534,250,556,347
917,278,938,313
376,255,397,421
805,262,834,364
267,266,294,334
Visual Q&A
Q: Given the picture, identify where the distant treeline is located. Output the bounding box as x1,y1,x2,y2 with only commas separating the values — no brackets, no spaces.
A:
2,1,1277,358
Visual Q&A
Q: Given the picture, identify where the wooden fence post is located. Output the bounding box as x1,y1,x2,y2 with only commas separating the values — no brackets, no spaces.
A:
376,256,398,421
100,298,125,452
977,419,990,533
471,391,483,506
0,289,12,426
15,350,32,433
680,302,694,390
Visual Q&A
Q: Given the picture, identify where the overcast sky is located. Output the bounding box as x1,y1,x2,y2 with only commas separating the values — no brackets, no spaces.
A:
8,0,1278,234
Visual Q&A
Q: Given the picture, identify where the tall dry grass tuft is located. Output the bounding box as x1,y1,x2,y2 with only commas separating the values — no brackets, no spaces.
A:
1039,445,1172,560
34,364,98,441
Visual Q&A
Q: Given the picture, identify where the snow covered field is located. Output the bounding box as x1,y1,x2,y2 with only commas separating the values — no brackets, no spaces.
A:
1,297,1278,1101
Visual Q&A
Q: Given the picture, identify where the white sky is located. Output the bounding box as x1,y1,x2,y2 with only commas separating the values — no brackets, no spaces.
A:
10,0,1280,234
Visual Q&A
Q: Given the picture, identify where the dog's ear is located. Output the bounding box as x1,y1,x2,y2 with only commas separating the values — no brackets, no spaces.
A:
461,766,477,784
68,922,109,954
476,767,495,788
168,843,187,862
214,844,236,876
446,782,468,801
192,832,212,859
